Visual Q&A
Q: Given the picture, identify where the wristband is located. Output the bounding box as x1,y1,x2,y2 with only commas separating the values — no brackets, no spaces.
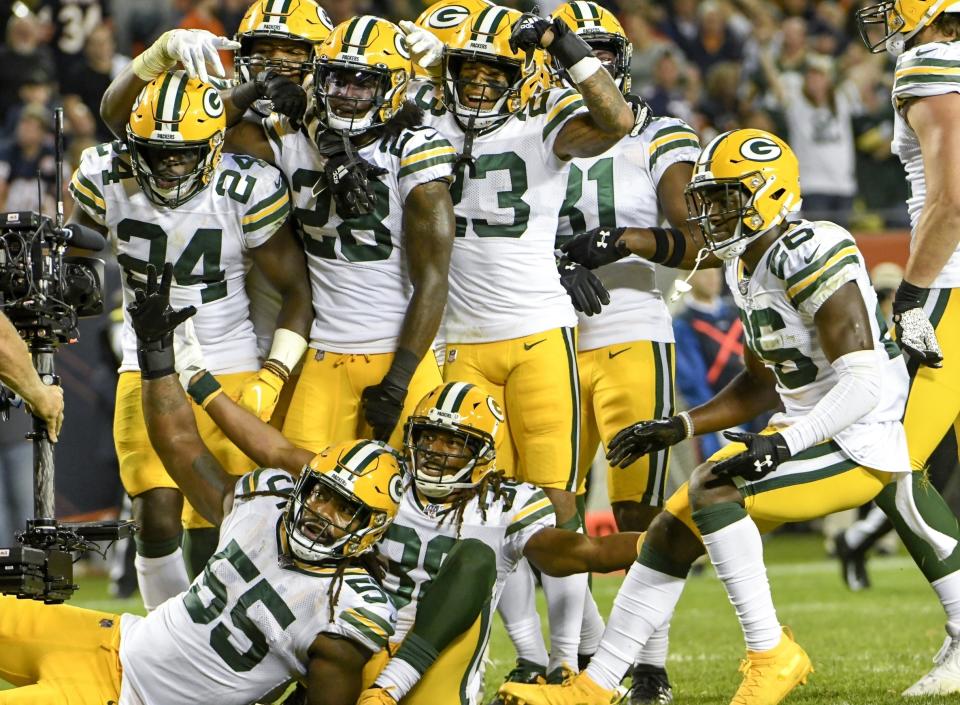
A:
187,371,223,408
677,411,694,439
893,280,928,311
663,228,687,268
230,80,261,112
383,348,419,390
547,18,593,69
267,329,308,373
137,344,176,380
650,228,670,264
567,56,603,84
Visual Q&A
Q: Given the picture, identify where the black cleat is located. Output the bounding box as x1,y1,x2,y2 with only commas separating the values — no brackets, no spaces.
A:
626,664,673,705
834,531,871,591
486,658,546,705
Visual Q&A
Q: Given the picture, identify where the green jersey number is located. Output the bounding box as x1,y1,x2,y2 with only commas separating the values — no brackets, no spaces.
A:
382,524,458,610
116,218,226,304
183,539,296,673
557,158,616,241
451,152,529,238
290,168,393,262
740,307,818,389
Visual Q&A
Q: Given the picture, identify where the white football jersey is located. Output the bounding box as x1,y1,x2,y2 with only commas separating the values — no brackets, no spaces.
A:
413,84,583,343
70,144,290,373
118,469,396,705
378,481,556,703
557,116,700,349
725,220,910,474
263,115,456,353
891,41,960,288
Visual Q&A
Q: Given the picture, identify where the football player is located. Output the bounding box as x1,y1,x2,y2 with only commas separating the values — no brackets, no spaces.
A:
100,19,456,451
402,5,633,678
69,70,312,605
548,3,697,700
497,129,946,705
0,264,401,705
176,359,644,704
850,2,960,694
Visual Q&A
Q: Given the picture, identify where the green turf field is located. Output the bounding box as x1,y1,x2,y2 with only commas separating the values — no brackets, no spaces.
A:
2,534,956,704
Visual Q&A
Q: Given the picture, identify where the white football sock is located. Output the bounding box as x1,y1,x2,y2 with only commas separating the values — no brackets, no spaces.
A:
702,515,781,652
498,560,548,667
635,617,671,669
135,548,190,611
580,589,605,657
374,656,420,697
843,505,889,549
933,572,960,638
542,571,588,673
586,561,685,691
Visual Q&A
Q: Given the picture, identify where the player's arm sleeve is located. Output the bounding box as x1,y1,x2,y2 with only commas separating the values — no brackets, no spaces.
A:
644,118,701,186
504,486,557,562
779,226,861,318
396,126,457,202
540,88,589,164
240,164,291,249
326,577,398,654
68,145,109,225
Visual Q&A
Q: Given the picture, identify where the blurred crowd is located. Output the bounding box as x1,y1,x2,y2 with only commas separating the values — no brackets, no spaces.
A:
0,0,909,232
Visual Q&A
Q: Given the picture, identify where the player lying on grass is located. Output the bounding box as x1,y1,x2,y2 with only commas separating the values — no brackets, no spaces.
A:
498,128,954,705
176,333,644,705
0,263,403,705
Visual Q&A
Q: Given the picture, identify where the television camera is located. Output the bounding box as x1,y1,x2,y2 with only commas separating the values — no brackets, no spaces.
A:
0,108,136,604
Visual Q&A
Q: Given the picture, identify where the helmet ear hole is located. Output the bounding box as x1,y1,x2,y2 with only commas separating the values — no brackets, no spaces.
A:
770,187,785,201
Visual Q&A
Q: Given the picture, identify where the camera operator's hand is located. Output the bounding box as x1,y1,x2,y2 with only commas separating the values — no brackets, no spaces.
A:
128,264,197,379
24,382,64,443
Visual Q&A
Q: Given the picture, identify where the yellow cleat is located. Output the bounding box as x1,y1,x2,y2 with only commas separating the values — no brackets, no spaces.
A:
499,670,617,705
730,627,814,705
357,687,399,705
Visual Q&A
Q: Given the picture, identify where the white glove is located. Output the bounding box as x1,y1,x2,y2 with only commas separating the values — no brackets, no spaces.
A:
167,29,240,83
399,20,444,69
895,307,943,368
174,318,208,392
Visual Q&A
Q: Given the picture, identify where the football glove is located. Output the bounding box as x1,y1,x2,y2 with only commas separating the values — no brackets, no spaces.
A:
357,687,399,705
711,431,791,481
607,416,687,468
361,379,407,442
893,281,943,368
560,226,629,269
167,29,239,83
254,69,307,126
626,94,653,138
399,20,443,69
128,263,197,379
509,12,553,54
324,152,388,219
235,360,289,422
558,256,610,316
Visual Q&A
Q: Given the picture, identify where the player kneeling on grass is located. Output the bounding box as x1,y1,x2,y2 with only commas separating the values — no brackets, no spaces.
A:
176,330,645,705
0,263,402,705
498,128,954,705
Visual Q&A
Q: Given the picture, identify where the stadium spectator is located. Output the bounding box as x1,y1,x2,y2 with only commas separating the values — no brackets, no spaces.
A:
36,0,111,79
61,23,130,142
693,61,743,139
643,48,697,125
108,0,177,57
0,64,58,138
0,8,56,124
762,52,861,227
0,104,62,217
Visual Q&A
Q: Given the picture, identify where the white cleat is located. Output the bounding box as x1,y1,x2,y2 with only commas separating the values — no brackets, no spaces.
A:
903,635,960,696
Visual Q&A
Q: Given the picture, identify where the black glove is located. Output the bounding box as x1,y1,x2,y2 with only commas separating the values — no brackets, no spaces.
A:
361,379,407,442
892,280,943,368
558,257,609,316
606,416,686,468
626,94,653,137
254,69,307,125
712,431,792,481
560,226,629,269
324,152,388,219
127,263,196,379
508,12,553,54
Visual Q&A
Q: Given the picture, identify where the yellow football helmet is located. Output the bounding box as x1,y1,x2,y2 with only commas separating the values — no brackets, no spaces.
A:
284,439,404,563
552,1,632,93
442,6,543,129
685,129,802,261
234,0,334,82
415,0,494,44
313,16,412,133
856,0,960,53
126,70,225,208
404,381,503,498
